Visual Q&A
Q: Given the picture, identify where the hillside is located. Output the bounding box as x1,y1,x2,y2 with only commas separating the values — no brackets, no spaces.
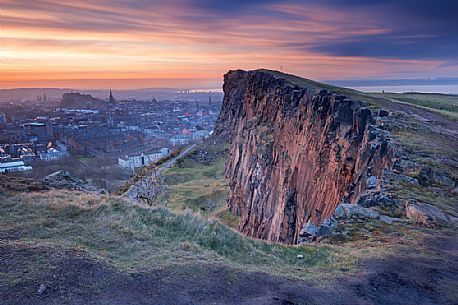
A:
1,70,457,305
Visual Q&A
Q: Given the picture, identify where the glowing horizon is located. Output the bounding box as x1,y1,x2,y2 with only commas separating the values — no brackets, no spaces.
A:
1,0,457,89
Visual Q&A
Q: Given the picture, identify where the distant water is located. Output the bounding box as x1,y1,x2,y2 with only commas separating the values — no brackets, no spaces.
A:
351,85,458,94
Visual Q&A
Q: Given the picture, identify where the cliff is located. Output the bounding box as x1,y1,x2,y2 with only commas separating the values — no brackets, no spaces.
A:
215,69,395,244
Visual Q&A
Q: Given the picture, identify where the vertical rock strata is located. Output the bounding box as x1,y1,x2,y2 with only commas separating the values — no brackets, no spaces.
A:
215,70,395,244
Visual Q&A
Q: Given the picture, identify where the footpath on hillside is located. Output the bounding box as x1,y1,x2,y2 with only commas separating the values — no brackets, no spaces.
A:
123,144,197,201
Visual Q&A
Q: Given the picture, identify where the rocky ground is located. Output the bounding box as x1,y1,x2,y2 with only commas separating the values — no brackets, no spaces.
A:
0,170,97,194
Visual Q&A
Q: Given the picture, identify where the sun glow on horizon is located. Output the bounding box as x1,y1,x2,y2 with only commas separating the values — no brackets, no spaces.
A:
1,0,457,89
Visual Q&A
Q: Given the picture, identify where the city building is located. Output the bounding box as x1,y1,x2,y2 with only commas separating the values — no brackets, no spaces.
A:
118,147,169,169
0,160,32,173
22,122,53,142
169,134,191,146
0,112,6,124
39,147,68,161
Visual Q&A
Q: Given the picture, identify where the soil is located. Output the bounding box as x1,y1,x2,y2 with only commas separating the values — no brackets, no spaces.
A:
1,232,457,305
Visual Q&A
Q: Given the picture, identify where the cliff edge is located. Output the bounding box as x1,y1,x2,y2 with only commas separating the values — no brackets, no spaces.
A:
215,69,396,243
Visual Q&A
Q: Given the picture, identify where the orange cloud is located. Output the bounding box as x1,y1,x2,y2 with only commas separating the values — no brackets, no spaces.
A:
1,0,455,89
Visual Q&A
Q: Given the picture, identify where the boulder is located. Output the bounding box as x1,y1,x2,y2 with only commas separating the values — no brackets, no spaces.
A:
367,176,377,189
301,220,319,236
334,203,403,224
334,204,380,219
406,203,451,226
397,174,419,185
379,215,403,224
299,218,337,242
37,284,46,295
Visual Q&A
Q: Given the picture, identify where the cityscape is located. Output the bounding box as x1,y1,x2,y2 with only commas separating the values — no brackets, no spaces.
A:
0,89,222,190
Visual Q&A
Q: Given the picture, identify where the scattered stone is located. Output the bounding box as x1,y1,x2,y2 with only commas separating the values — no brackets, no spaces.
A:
317,218,336,236
379,215,403,224
418,167,455,188
394,158,417,171
303,220,319,236
37,283,46,295
334,204,380,220
397,174,419,185
367,176,377,189
358,193,398,208
44,170,92,191
378,109,389,117
298,218,337,243
406,202,451,226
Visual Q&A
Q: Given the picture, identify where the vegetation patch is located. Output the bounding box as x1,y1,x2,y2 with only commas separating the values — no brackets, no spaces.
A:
1,191,345,280
159,144,230,220
376,92,458,120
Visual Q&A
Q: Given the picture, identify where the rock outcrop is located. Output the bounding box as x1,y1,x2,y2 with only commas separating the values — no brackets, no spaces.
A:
406,202,455,227
0,170,95,194
215,69,395,243
60,92,105,110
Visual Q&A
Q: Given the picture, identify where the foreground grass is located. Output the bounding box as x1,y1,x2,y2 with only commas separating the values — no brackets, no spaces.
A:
0,143,404,284
1,191,344,280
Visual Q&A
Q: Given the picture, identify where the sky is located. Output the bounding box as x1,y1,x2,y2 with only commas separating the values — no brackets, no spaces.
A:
1,0,458,89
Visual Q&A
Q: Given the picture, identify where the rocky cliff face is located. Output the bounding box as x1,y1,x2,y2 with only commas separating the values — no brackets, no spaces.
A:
215,70,395,244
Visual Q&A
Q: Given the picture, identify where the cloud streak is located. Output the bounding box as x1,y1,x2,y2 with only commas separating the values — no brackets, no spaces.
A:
1,0,457,88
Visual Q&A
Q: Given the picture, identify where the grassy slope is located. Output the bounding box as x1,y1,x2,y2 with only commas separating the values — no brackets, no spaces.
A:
374,92,458,120
0,190,363,283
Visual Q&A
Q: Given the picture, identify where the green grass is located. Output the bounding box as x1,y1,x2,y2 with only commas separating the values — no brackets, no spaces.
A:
374,92,458,120
1,139,404,281
161,158,227,213
0,191,344,280
392,180,458,217
159,144,232,222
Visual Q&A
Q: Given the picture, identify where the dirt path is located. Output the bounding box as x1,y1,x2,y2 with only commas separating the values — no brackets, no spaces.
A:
124,144,196,200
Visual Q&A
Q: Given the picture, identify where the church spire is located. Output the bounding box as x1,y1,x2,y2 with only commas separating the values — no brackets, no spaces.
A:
109,89,115,103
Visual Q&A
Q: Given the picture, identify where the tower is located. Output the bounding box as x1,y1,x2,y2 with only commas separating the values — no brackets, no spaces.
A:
109,90,116,103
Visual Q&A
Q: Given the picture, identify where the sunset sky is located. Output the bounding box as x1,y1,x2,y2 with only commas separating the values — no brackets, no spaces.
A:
1,0,458,89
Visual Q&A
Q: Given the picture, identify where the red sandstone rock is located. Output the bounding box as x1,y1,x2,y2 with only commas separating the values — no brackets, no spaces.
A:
215,70,395,244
